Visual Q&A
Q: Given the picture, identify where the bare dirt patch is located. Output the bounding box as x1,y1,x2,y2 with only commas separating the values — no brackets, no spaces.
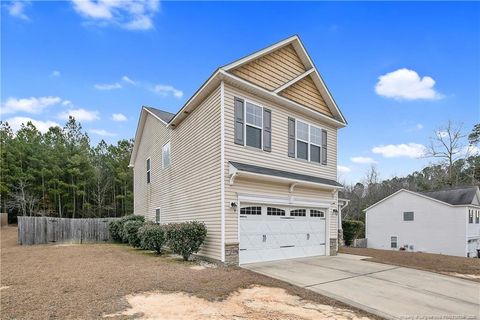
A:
340,247,480,282
1,227,376,319
105,285,370,320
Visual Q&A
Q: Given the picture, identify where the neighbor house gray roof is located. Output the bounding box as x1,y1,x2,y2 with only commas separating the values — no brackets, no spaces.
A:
144,106,176,123
229,161,343,188
420,187,479,205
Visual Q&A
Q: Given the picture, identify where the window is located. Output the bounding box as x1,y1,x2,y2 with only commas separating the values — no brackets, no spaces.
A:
146,158,151,184
162,142,171,168
290,209,306,217
476,211,479,224
310,210,325,218
295,120,324,164
245,102,263,149
469,210,474,224
403,212,414,221
240,206,262,215
391,236,398,249
155,208,160,223
267,207,285,216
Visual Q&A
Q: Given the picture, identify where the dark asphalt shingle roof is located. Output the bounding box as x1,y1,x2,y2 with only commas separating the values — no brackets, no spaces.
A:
144,106,176,123
230,161,343,188
420,187,479,205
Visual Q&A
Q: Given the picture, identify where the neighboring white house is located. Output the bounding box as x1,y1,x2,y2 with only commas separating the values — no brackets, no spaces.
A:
129,36,348,265
365,187,480,258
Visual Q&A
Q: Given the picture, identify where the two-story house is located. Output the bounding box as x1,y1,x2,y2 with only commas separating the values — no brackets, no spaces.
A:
365,186,480,258
129,35,348,265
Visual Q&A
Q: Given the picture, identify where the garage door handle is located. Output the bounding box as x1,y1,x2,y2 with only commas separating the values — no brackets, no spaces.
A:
262,235,266,242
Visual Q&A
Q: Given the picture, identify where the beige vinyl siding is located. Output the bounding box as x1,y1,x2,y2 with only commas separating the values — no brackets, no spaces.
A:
224,177,337,243
223,84,338,243
231,45,306,91
133,86,222,260
280,75,333,117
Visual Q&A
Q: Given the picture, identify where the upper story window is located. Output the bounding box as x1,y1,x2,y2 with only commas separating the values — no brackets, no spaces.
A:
289,118,327,165
469,210,474,224
146,158,151,184
162,142,171,168
403,211,414,221
476,210,479,224
155,208,161,223
234,97,272,152
245,102,263,149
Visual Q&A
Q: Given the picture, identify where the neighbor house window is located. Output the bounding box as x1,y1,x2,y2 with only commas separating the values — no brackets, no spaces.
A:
403,212,414,221
469,210,474,224
146,158,151,184
162,142,171,168
295,120,324,164
245,102,263,149
391,236,398,249
155,208,160,223
476,211,479,224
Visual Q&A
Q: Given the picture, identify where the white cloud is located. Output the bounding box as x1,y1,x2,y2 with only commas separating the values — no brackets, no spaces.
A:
111,113,127,122
337,165,352,174
372,143,426,158
71,0,160,31
462,145,480,157
1,96,62,115
122,75,136,85
90,129,117,137
7,1,30,21
94,82,122,90
58,108,100,122
350,156,377,164
375,68,443,100
153,84,183,98
415,123,423,130
5,117,60,133
51,70,61,77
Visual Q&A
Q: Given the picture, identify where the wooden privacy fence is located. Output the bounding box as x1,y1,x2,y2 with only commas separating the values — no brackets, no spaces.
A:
18,216,119,245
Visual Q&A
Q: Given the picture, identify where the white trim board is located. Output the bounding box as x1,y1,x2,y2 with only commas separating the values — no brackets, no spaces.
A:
220,81,226,262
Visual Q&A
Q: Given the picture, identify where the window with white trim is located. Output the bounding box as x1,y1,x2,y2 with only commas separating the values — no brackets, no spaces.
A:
245,102,263,149
391,236,398,249
267,207,285,216
146,158,151,184
155,208,160,223
296,120,324,164
469,210,474,224
476,210,479,224
162,142,171,168
310,209,325,218
240,206,262,215
290,209,306,217
403,211,414,221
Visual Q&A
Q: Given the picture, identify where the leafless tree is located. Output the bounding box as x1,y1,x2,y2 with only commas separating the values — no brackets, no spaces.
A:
7,179,39,216
425,121,466,186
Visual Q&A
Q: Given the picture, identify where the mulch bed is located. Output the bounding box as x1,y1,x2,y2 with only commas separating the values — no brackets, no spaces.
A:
340,247,480,282
1,226,377,319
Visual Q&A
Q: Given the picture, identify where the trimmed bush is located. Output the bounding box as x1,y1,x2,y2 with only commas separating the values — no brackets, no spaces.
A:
139,223,166,254
342,219,365,246
165,221,207,261
123,220,144,248
117,215,145,243
107,219,123,242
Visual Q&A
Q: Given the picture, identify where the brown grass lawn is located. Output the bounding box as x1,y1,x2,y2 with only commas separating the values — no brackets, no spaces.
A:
0,227,376,320
340,247,480,282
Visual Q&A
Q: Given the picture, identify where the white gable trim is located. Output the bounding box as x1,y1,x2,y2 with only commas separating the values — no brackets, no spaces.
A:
273,68,314,93
364,189,475,212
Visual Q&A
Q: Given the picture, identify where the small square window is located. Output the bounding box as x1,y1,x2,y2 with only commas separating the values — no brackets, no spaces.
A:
403,212,414,221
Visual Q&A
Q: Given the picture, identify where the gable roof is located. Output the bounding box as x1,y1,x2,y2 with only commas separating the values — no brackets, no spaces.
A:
144,106,175,124
420,187,479,205
364,186,480,211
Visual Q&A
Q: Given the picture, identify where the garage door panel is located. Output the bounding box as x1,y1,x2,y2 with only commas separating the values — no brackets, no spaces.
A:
240,203,327,264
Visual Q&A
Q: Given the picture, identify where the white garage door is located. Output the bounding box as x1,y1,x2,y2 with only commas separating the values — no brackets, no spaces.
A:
239,203,327,264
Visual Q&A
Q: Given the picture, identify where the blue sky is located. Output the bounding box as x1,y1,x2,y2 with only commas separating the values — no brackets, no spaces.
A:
1,1,479,184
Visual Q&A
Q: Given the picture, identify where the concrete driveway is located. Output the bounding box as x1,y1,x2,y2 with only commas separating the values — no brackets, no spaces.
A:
244,254,480,319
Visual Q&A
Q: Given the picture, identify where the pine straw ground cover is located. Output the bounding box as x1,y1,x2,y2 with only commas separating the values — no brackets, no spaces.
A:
340,247,480,282
1,227,377,320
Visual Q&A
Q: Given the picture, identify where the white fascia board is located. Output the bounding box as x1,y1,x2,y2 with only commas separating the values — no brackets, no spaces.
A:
221,70,346,128
222,35,301,71
273,68,314,93
220,81,226,262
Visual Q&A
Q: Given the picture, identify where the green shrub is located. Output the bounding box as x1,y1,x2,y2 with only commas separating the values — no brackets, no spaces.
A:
139,223,166,254
107,219,123,242
123,220,144,248
342,220,365,246
165,221,207,261
117,215,145,243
